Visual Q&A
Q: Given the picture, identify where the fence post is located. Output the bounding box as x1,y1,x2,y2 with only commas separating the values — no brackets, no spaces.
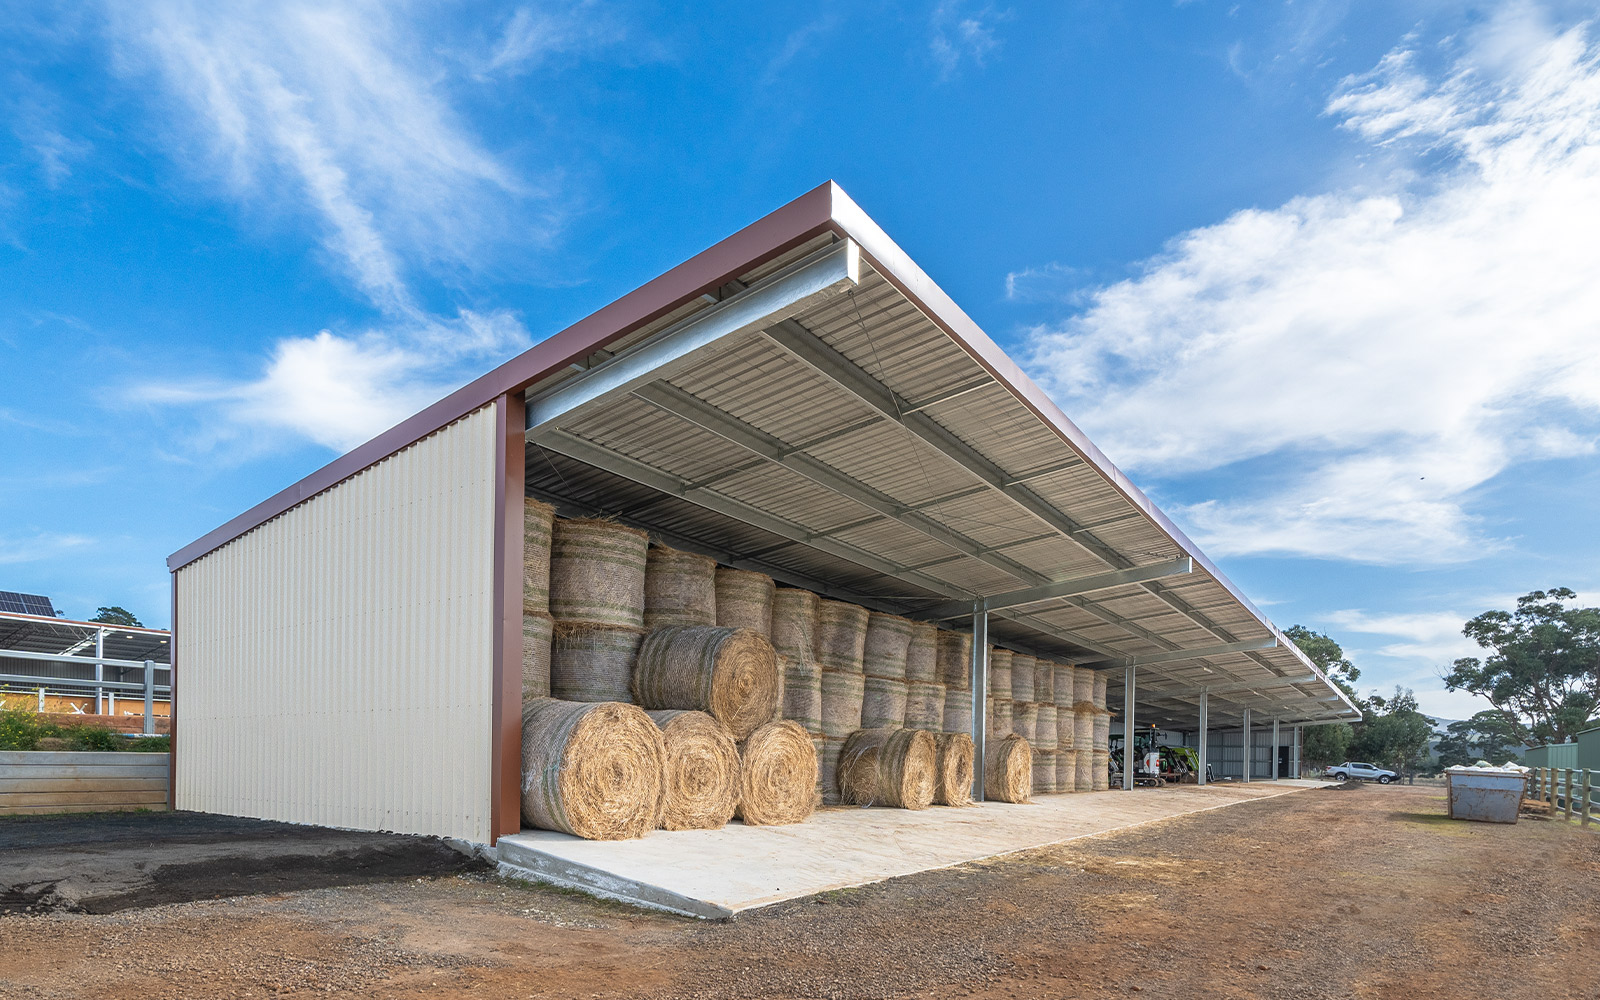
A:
143,660,155,737
1564,768,1574,822
1547,768,1556,806
1582,770,1592,828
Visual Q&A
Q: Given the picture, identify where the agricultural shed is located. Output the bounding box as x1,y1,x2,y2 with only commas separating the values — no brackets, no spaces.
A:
168,182,1361,844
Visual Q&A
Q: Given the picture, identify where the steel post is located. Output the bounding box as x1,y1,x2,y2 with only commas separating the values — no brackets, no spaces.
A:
1272,717,1281,780
1122,664,1136,791
970,605,988,802
1241,708,1251,783
143,660,155,736
1197,689,1208,786
95,626,105,715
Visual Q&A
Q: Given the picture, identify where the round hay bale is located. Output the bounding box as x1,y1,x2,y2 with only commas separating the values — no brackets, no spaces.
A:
522,612,553,700
839,728,936,809
984,734,1032,803
1092,749,1110,791
1013,701,1038,743
1072,666,1095,705
1033,749,1058,794
643,544,717,629
781,654,823,732
862,613,913,679
522,498,556,614
735,720,818,826
986,649,1013,698
520,697,665,840
1053,664,1076,708
816,600,869,672
942,691,973,734
905,622,937,682
1092,671,1109,711
818,735,847,805
645,709,739,831
860,674,908,729
1035,659,1055,704
1036,703,1058,751
715,568,774,636
771,588,819,661
550,518,648,627
632,626,779,740
987,696,1014,738
1010,653,1036,702
550,622,644,702
1093,709,1111,749
1073,706,1096,750
937,630,972,690
819,668,865,737
1056,748,1079,792
1074,746,1095,790
904,680,945,730
932,732,974,806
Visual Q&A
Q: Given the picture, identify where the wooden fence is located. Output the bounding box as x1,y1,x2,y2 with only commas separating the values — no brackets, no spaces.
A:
0,750,170,815
1528,767,1597,828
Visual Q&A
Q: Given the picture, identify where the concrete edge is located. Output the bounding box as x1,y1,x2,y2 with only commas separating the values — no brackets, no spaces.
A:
494,837,734,921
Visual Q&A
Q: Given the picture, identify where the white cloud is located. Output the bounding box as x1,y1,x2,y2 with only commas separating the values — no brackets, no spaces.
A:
1322,608,1485,664
1003,262,1082,303
1024,8,1600,565
929,1,1007,80
482,2,625,77
0,532,93,565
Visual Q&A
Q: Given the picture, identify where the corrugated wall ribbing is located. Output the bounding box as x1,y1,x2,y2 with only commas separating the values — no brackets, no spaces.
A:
175,406,498,842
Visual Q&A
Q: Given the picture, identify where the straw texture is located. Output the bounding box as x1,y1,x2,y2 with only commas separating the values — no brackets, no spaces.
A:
816,600,869,673
1010,653,1036,702
819,668,865,737
1053,664,1076,708
1092,749,1110,791
905,622,937,682
643,545,717,629
549,518,648,627
1057,748,1079,792
520,698,665,840
549,623,644,703
904,680,945,730
522,498,556,614
735,720,818,826
1075,747,1095,790
715,568,775,637
860,674,908,729
771,588,819,661
645,709,739,831
1013,701,1038,743
1033,750,1058,794
1093,710,1111,749
1093,671,1109,711
1073,707,1096,751
932,732,975,807
818,735,847,805
987,697,1014,738
984,735,1032,803
1035,659,1055,704
521,612,553,700
1036,703,1059,751
861,613,913,679
781,653,822,732
986,649,1013,699
632,626,780,740
839,728,937,810
942,692,973,735
937,630,972,690
1072,667,1095,705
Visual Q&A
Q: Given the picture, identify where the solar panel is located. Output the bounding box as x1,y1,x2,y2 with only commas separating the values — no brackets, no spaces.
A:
0,591,56,617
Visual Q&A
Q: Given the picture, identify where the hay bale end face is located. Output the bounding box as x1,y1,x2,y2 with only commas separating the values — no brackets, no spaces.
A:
549,622,643,703
550,518,649,628
646,709,740,831
736,720,818,826
520,698,665,840
715,568,775,636
632,625,780,740
932,732,975,807
839,728,936,810
984,734,1032,803
643,544,717,629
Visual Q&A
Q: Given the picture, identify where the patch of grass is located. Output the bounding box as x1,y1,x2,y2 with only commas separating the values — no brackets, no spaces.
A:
0,696,168,752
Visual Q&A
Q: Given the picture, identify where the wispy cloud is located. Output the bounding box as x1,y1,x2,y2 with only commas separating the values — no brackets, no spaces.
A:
1004,262,1082,303
480,1,626,78
762,14,841,85
0,532,93,565
1024,7,1600,566
1322,608,1485,663
929,1,1008,80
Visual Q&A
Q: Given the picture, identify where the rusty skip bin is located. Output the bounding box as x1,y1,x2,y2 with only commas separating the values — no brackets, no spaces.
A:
1445,766,1529,824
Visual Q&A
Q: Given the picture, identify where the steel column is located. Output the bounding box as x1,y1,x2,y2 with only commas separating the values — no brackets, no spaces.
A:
1241,708,1251,783
1197,689,1209,786
1122,665,1136,791
142,660,155,736
970,606,989,802
94,627,104,715
1293,724,1302,779
1272,717,1281,780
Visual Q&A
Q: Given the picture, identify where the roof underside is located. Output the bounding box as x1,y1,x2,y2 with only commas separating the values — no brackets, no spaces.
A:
521,232,1358,731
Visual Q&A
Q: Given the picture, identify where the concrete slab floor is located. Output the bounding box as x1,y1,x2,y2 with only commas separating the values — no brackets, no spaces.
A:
496,779,1332,919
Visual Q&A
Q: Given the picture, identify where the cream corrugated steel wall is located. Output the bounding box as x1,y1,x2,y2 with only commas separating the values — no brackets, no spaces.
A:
175,405,499,842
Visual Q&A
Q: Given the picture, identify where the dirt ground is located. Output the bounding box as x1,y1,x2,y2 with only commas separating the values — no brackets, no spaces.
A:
2,784,1597,999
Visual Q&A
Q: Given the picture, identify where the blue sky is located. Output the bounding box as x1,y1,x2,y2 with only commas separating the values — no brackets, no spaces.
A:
3,1,1598,718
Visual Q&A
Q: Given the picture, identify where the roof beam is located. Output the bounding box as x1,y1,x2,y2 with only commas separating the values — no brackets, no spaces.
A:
914,557,1193,621
1138,672,1318,699
1076,638,1279,670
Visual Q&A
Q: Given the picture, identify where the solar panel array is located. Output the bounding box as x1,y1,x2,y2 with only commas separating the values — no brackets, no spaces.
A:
0,591,56,617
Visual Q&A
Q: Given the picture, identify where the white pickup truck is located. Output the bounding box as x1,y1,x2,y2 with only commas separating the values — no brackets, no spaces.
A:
1327,761,1397,783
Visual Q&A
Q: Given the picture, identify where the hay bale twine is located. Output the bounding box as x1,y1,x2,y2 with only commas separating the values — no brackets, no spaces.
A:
905,622,937,682
550,518,648,628
1035,659,1055,704
1073,706,1096,750
522,498,556,614
771,588,819,661
1033,749,1058,794
643,544,717,629
819,668,865,737
1092,749,1110,791
838,728,937,809
781,653,823,733
1074,747,1095,790
520,697,665,840
1013,701,1038,743
860,674,908,729
1093,709,1112,749
818,735,848,805
632,626,779,740
862,613,914,679
1092,670,1109,711
1010,653,1036,702
1056,748,1079,792
1072,666,1095,705
987,696,1014,738
645,709,739,831
1036,703,1058,751
735,720,818,826
936,630,972,690
1054,664,1077,708
522,612,554,700
550,623,644,702
984,734,1032,803
904,680,946,730
816,601,870,672
932,732,975,807
942,691,973,734
986,649,1013,698
715,568,774,636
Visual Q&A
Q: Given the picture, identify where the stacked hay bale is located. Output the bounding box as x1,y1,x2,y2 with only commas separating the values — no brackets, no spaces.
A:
521,499,556,700
860,613,912,729
548,519,649,703
986,648,1014,738
903,622,944,730
1092,671,1111,791
1054,663,1078,792
735,720,818,825
932,732,974,806
771,588,823,793
938,631,973,733
520,697,665,840
1010,653,1038,762
1035,659,1059,794
715,568,775,637
643,544,717,629
815,600,867,804
632,626,779,740
838,728,936,809
984,733,1032,803
1073,667,1097,792
1010,652,1036,703
1033,746,1057,795
646,709,739,830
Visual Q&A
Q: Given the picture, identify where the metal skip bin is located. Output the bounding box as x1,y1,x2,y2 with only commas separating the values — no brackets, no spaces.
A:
1445,767,1529,824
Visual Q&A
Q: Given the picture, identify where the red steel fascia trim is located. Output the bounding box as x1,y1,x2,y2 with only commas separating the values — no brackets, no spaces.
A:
167,572,177,811
489,392,526,843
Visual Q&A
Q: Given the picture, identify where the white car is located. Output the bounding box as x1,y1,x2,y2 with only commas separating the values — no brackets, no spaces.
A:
1327,761,1396,783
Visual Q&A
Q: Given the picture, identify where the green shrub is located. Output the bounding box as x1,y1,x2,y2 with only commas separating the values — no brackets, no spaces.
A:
65,726,126,752
0,697,60,751
124,735,171,753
